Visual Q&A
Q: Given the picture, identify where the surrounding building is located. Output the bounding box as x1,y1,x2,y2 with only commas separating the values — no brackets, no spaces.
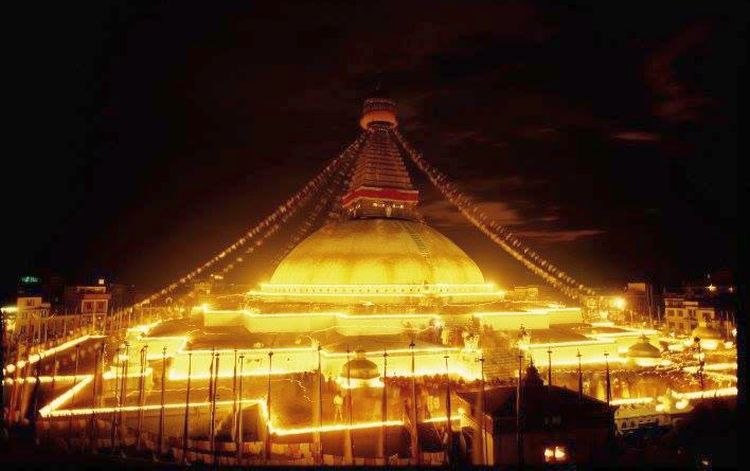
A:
663,296,734,342
11,275,51,341
63,279,111,331
456,364,615,466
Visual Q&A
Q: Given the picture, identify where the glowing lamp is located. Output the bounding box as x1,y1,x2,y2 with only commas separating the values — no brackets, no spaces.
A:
545,445,568,463
611,297,626,310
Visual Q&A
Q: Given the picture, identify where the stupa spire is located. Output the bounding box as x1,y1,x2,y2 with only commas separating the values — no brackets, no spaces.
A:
342,90,419,219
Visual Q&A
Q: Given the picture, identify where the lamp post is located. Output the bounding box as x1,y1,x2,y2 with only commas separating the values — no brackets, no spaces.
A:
265,351,273,462
182,352,192,465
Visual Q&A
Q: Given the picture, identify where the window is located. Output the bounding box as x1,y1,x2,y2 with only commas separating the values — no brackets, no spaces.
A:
96,301,105,311
544,445,568,463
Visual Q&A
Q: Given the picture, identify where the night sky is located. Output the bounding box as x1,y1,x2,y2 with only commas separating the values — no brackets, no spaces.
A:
3,1,742,302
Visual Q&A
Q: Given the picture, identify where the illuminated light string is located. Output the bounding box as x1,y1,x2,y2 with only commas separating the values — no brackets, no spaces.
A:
392,129,595,300
109,133,368,313
178,135,367,301
268,144,360,272
3,335,104,375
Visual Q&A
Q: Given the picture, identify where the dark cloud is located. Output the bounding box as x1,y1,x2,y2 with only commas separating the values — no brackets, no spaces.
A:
644,22,715,123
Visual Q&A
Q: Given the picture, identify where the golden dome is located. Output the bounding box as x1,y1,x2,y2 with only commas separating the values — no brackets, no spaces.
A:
269,218,486,285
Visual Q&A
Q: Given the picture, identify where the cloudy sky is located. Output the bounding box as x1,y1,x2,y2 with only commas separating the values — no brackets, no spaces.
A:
3,1,741,300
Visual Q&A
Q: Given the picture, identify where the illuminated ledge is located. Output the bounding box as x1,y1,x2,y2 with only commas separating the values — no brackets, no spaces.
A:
240,311,441,320
255,282,499,297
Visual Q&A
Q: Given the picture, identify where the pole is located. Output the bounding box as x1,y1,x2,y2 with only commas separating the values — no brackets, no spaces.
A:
577,350,583,401
157,346,167,458
344,347,353,463
111,345,121,451
232,349,238,442
409,340,419,465
50,351,59,428
444,353,452,464
266,351,273,462
480,355,486,466
605,352,611,405
68,344,81,437
182,352,192,464
136,346,147,452
516,351,523,468
547,348,552,386
381,349,388,462
697,340,705,391
119,342,129,456
211,352,220,467
236,354,244,464
315,344,323,464
207,348,215,460
91,344,104,454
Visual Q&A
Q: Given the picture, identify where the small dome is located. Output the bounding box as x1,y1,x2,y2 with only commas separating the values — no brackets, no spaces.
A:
341,351,379,380
627,335,661,358
691,324,722,341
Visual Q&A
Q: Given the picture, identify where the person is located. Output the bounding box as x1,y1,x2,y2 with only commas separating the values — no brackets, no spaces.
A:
333,392,344,422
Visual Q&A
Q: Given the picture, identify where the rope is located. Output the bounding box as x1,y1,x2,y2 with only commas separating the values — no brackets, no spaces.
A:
392,129,594,301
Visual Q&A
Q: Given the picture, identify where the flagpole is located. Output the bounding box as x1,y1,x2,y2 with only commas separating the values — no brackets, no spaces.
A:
236,354,244,464
182,351,192,464
211,352,220,466
381,349,388,462
265,351,273,463
136,346,147,452
157,346,167,459
516,351,523,468
409,340,420,465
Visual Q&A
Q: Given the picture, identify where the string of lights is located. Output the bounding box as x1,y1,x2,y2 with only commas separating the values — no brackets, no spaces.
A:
268,142,360,272
114,134,367,312
177,136,366,302
392,129,595,300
